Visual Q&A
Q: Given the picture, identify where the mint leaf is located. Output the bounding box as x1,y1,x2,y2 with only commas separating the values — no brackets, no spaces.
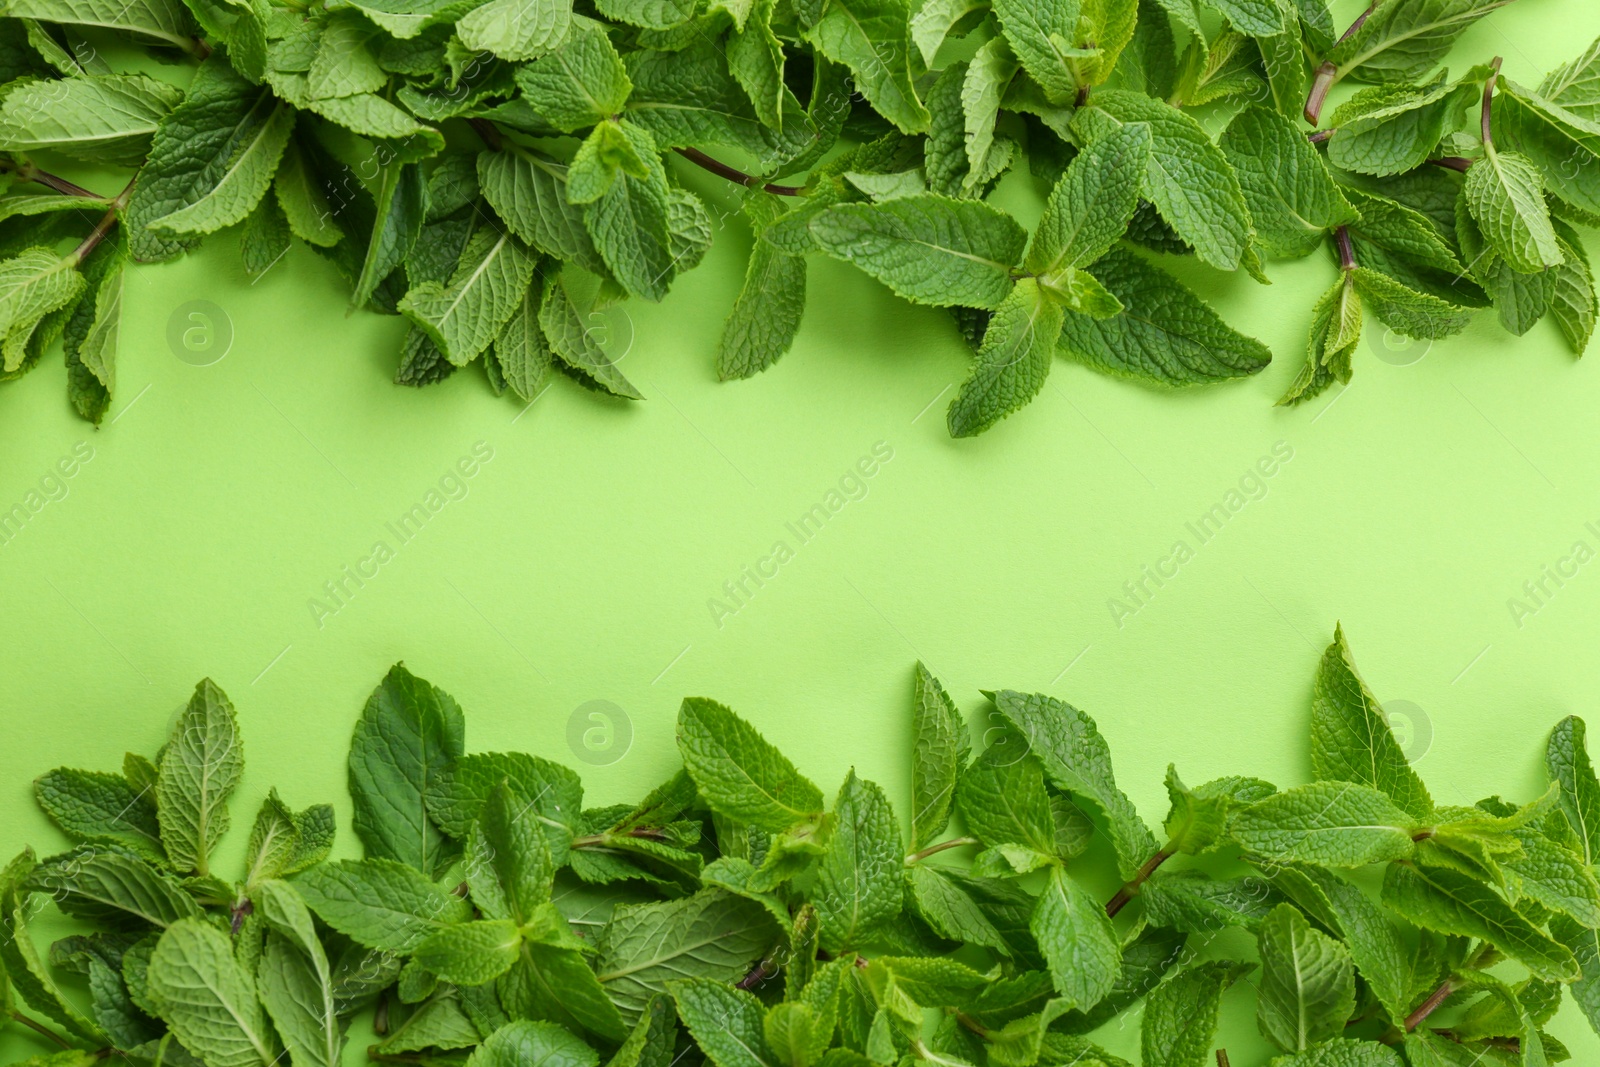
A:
1057,247,1273,387
1140,871,1282,933
1327,0,1513,85
1327,72,1481,177
810,193,1027,309
1382,863,1579,982
0,74,181,166
6,0,198,50
477,149,609,276
814,772,903,952
348,663,465,877
294,858,471,953
989,689,1158,879
718,191,806,380
1232,782,1419,867
147,918,274,1067
946,277,1064,437
908,663,967,850
1221,106,1358,258
802,0,929,134
456,0,571,59
1256,903,1357,1052
677,697,824,834
1466,145,1564,273
671,979,773,1067
954,742,1058,867
537,267,644,398
33,767,162,859
401,225,539,367
991,0,1084,104
1025,122,1149,277
1311,625,1434,821
1279,271,1360,407
352,161,427,310
155,678,242,877
1031,866,1120,1009
1142,961,1252,1067
1547,716,1600,863
25,846,199,928
467,1020,599,1067
1075,89,1252,271
512,18,631,131
255,880,344,1067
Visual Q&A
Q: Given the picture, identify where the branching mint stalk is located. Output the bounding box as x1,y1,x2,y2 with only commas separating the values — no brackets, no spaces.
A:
1104,845,1175,917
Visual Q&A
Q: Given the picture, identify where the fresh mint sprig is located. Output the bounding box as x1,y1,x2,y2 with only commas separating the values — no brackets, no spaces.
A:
0,0,1597,433
4,631,1600,1065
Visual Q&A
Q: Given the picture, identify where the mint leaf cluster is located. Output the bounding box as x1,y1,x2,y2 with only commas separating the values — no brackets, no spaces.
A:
6,634,1600,1066
1,0,1598,431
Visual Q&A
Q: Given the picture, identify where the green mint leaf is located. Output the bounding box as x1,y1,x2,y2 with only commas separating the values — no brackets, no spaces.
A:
25,845,199,928
1311,625,1434,821
1278,270,1360,407
147,918,274,1067
1275,1039,1406,1067
676,697,824,834
0,851,108,1044
1053,923,1187,1035
1074,89,1251,271
293,857,471,953
910,0,983,65
1232,781,1419,867
255,880,344,1067
60,241,120,425
1140,870,1282,934
626,41,805,160
1551,913,1600,1042
671,979,774,1067
306,10,387,98
413,919,524,985
989,690,1158,879
946,277,1063,437
905,865,1021,958
464,781,554,924
1258,21,1308,120
598,888,780,1026
1057,247,1273,387
991,0,1081,104
241,194,290,277
1141,961,1253,1067
802,0,929,133
154,678,242,877
908,663,967,850
954,739,1058,864
400,226,539,367
717,190,806,380
424,750,583,856
1327,0,1514,85
377,990,481,1054
352,161,427,309
1207,0,1292,37
1025,122,1149,277
1344,187,1465,275
1349,266,1473,340
0,74,181,167
961,37,1019,192
274,138,343,248
1381,863,1579,982
1550,220,1597,354
477,149,610,276
1547,716,1600,863
1220,106,1358,258
1457,196,1556,336
1256,903,1357,1052
491,280,555,402
1501,826,1600,930
603,995,676,1067
1466,145,1564,272
0,247,84,373
577,122,678,302
467,1020,598,1067
33,766,162,859
501,940,628,1042
1162,767,1235,855
1030,866,1120,1009
348,663,466,877
537,267,644,397
512,18,631,130
727,0,786,129
1328,72,1481,177
810,193,1027,309
596,0,696,28
124,57,280,260
5,0,198,50
815,772,904,951
457,0,571,59
1257,860,1412,1024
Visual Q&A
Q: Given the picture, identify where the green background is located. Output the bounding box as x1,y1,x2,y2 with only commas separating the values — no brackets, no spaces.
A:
6,0,1600,1060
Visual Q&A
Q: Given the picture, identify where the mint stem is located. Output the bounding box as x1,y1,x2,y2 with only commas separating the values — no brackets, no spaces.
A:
1215,1051,1231,1067
906,836,978,864
1336,2,1377,46
71,178,136,266
673,147,806,197
469,118,503,151
1481,57,1503,148
1403,943,1499,1032
8,1012,72,1050
1430,157,1474,172
1105,846,1173,917
1305,63,1338,125
1308,129,1334,144
1336,226,1356,271
1,159,105,200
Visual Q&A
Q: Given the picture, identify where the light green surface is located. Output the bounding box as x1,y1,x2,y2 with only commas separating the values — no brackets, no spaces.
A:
6,1,1600,1062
